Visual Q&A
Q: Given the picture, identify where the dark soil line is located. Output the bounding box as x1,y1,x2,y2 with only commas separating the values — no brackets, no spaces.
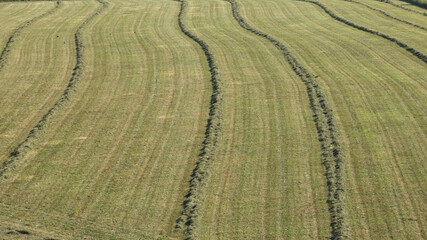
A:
173,0,224,239
373,0,427,17
0,0,109,179
343,0,427,31
0,0,62,73
297,0,427,64
224,0,348,239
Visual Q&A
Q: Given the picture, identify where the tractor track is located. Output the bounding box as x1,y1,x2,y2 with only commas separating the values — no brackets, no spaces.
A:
224,0,348,239
297,0,427,64
173,0,224,239
0,0,62,73
0,0,109,179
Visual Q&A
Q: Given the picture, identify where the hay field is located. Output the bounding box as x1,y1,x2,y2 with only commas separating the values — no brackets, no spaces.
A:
0,0,425,239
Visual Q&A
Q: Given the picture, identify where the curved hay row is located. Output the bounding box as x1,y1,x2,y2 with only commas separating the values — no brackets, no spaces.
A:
0,0,62,72
399,0,427,9
0,0,109,179
343,0,427,31
297,0,427,64
173,0,224,239
373,0,427,16
224,0,348,239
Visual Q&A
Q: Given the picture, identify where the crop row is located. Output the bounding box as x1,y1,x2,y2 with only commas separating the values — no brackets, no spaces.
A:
344,0,426,31
223,0,348,239
173,0,224,239
0,0,62,73
0,0,109,179
298,0,427,64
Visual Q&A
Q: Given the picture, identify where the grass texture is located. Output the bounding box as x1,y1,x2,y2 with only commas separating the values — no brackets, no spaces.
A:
0,0,425,239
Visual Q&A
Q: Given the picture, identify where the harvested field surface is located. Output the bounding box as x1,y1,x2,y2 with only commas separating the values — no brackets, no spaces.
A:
0,0,425,239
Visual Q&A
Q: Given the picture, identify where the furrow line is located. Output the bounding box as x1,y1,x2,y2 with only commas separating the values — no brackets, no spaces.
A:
297,0,427,64
373,0,427,16
343,0,427,31
0,0,62,73
223,0,348,239
173,0,224,239
0,0,109,179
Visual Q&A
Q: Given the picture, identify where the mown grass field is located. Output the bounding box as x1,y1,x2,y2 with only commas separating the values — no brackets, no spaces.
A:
0,0,425,239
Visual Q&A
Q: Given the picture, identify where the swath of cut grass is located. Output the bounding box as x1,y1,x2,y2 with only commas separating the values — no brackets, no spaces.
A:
180,0,331,239
224,0,348,238
296,0,427,64
0,0,425,238
0,0,109,179
173,0,224,239
342,0,427,31
0,0,61,73
235,0,426,238
372,0,427,16
398,0,427,9
0,0,211,238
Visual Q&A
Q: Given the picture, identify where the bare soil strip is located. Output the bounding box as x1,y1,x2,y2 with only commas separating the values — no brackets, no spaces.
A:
223,0,348,239
0,0,61,73
174,0,224,239
0,0,109,179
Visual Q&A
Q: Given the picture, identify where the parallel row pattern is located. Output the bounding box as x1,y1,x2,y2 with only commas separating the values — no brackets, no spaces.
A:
0,0,61,72
343,0,427,31
224,0,348,239
297,0,427,63
0,0,109,179
373,0,427,16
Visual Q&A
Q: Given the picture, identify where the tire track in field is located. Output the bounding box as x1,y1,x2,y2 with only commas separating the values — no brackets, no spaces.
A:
373,0,427,17
0,0,109,179
174,0,224,239
0,0,62,73
343,0,427,31
223,0,348,239
297,0,427,64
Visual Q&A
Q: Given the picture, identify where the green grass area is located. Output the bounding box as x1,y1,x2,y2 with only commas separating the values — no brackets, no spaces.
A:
0,0,210,238
0,0,425,239
180,0,331,238
235,0,426,238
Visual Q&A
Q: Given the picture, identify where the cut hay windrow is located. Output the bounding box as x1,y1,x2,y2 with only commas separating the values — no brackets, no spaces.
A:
343,0,427,31
398,0,427,9
0,0,109,179
174,0,224,239
373,0,427,16
0,0,62,73
224,0,348,239
297,0,427,64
